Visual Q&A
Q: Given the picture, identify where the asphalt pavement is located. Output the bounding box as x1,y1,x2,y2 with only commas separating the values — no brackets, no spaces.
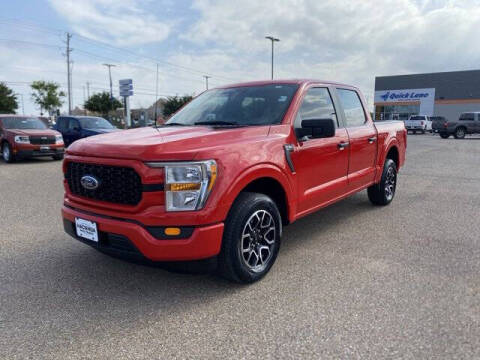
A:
1,134,479,359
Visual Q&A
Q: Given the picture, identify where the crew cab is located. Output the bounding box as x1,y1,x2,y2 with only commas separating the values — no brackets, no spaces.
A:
61,80,406,283
404,115,431,134
54,115,119,147
436,112,480,139
0,115,64,163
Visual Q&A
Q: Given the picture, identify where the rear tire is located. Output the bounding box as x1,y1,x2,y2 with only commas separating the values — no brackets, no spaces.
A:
2,142,15,163
368,159,397,206
454,127,466,139
440,133,450,139
218,192,282,283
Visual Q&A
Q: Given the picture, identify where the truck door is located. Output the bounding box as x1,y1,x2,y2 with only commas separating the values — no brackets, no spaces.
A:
335,88,377,191
65,118,81,146
291,87,349,215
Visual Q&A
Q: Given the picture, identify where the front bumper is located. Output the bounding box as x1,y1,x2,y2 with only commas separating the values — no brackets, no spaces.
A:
62,205,224,261
17,148,64,158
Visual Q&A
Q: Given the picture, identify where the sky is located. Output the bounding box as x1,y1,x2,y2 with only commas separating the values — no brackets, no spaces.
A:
1,0,480,115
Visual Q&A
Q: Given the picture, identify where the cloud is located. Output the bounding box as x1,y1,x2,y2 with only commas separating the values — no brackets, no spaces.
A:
182,0,480,104
48,0,171,46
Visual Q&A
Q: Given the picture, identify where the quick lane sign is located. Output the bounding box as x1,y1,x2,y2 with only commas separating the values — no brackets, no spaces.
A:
374,88,435,115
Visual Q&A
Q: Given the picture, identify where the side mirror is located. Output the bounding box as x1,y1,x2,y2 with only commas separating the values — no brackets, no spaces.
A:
296,118,336,140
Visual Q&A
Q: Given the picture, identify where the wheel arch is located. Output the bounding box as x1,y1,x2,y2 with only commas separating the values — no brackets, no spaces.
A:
221,165,295,226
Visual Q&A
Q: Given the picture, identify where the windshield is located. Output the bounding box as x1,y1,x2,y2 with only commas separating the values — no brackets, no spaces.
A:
1,117,47,130
165,84,299,126
78,117,115,129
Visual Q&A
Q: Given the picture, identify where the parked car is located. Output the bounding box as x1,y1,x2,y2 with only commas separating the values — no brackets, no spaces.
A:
61,80,407,283
436,112,480,139
404,115,432,134
431,116,448,135
54,116,119,147
0,115,64,163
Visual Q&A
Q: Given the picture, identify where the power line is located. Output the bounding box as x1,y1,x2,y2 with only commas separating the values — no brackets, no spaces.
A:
0,19,243,82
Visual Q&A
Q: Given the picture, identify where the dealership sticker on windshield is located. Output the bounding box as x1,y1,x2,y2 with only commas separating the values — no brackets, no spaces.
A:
75,217,98,242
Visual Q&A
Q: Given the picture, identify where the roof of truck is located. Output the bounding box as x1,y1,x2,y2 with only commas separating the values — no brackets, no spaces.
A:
218,79,358,89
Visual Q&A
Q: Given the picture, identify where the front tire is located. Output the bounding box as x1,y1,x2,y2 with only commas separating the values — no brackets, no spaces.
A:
368,159,397,206
440,133,450,139
2,142,15,163
218,192,282,283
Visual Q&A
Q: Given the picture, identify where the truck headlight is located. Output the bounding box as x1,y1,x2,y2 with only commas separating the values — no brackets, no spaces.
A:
14,135,30,144
55,135,64,144
146,160,217,211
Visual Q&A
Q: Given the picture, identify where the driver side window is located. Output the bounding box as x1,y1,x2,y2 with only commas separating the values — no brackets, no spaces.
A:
294,88,337,129
68,118,80,130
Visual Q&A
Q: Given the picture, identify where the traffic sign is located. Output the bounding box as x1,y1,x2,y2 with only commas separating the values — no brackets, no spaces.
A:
119,79,132,85
119,79,133,97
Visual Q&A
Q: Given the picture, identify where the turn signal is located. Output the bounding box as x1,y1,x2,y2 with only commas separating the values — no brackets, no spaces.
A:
167,183,201,191
164,227,181,236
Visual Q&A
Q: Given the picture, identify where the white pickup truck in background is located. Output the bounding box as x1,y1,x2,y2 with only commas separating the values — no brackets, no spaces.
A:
404,115,432,134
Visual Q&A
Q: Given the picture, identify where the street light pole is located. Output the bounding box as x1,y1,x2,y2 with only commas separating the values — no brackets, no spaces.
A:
265,36,280,80
203,75,211,90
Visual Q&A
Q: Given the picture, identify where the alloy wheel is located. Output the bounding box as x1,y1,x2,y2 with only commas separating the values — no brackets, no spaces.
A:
385,166,396,201
2,144,10,162
240,209,276,273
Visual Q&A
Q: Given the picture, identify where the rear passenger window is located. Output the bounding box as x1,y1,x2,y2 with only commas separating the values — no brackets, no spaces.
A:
337,89,367,127
294,88,337,129
460,113,474,121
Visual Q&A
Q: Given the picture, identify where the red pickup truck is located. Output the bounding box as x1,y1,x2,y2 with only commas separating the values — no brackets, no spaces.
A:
62,80,406,283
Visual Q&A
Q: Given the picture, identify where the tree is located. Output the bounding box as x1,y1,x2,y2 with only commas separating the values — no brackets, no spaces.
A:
31,81,65,115
84,92,122,117
163,95,194,118
0,82,18,114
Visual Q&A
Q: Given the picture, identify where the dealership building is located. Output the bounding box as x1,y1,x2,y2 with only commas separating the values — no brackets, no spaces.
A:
374,69,480,121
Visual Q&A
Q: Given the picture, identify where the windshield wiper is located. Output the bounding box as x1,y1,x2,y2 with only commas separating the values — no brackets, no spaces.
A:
194,120,242,126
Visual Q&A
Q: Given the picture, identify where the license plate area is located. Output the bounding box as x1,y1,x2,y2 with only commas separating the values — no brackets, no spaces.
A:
75,217,98,242
40,146,50,151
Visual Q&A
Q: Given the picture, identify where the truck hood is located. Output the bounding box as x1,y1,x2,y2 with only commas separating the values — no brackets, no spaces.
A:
67,125,270,161
7,129,60,136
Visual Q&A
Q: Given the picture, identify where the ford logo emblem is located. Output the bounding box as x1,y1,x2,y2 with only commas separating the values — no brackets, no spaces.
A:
80,175,100,190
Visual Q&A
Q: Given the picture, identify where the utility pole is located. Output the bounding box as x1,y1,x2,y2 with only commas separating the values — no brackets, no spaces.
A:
82,86,87,115
86,81,90,99
15,93,24,115
154,63,159,124
66,32,73,114
103,63,116,118
203,75,211,90
265,36,280,80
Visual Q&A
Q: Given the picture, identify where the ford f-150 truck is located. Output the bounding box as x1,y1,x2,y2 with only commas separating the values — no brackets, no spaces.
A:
62,80,406,283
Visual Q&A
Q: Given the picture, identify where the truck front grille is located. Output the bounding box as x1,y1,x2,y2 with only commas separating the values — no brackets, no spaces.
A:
30,136,56,145
66,162,142,206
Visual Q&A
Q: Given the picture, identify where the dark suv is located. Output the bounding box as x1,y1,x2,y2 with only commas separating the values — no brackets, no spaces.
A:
435,112,480,139
54,116,119,147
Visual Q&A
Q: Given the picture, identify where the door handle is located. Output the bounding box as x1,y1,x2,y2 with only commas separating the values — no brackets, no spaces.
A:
338,142,349,150
368,137,376,143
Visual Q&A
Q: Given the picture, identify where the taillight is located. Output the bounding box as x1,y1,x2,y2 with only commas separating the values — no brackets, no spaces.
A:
444,122,448,127
421,121,424,126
